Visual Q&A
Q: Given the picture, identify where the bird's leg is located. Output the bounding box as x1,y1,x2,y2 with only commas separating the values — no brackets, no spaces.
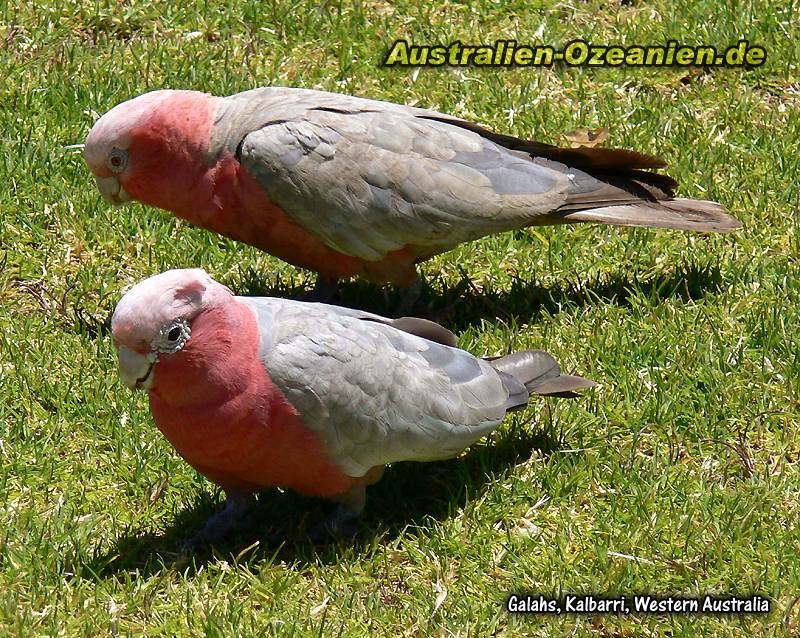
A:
395,275,424,316
180,491,256,550
307,466,385,542
306,485,365,543
301,275,340,303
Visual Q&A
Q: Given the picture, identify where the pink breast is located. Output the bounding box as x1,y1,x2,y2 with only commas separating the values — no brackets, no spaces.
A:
147,301,360,498
193,155,423,285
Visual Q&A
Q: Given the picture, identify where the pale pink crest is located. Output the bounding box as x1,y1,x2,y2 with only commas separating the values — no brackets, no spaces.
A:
84,90,179,173
111,268,232,351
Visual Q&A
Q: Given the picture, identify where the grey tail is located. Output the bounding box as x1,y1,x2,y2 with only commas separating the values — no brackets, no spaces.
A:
488,350,596,403
420,115,741,233
558,197,741,233
389,317,457,347
360,316,458,347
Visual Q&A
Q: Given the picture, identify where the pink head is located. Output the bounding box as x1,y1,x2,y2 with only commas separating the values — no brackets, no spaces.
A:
111,268,235,392
84,90,218,213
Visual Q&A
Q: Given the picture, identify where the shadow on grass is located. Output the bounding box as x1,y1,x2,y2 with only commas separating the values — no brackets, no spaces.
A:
84,415,570,579
68,259,723,341
229,259,724,330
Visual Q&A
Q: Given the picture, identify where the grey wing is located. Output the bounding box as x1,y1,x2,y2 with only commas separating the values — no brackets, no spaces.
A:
238,296,521,477
217,90,586,261
212,88,737,254
238,295,457,346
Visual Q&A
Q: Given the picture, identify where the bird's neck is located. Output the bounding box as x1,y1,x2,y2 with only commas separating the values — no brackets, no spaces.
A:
124,92,221,217
148,299,264,408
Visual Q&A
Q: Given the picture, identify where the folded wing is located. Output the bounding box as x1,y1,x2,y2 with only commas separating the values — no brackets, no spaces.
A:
213,88,739,264
239,296,518,476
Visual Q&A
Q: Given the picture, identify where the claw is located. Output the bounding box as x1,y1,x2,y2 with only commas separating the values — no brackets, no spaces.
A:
306,504,361,543
179,492,256,551
300,276,340,303
395,277,424,315
305,480,375,544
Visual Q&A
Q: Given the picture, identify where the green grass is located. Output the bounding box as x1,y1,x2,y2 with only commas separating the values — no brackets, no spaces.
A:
1,0,799,635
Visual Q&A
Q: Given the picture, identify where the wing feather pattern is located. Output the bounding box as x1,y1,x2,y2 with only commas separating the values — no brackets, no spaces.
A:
238,296,513,477
209,88,738,265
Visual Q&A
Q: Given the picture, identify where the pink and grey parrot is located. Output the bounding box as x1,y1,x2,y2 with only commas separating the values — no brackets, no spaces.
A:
111,268,594,545
85,88,740,296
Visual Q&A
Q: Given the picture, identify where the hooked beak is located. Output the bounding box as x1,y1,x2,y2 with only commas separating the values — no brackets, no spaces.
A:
117,346,156,391
95,176,132,205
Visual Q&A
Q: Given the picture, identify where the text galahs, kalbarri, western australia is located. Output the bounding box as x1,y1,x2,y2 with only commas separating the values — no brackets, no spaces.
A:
85,88,740,290
111,268,594,545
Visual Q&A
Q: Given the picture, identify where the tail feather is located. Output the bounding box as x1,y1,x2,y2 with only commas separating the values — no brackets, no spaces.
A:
531,374,597,398
422,115,668,172
421,114,741,234
488,350,596,401
362,316,458,347
558,198,741,233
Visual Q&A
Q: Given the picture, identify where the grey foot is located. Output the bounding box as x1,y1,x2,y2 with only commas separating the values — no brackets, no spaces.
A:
300,276,340,303
395,277,424,315
306,505,361,544
179,492,256,551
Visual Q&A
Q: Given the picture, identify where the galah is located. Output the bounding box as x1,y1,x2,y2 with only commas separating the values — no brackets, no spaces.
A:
111,268,594,545
85,88,740,296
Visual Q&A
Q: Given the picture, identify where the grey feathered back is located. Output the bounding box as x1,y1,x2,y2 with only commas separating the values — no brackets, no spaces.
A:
237,295,593,477
207,87,739,266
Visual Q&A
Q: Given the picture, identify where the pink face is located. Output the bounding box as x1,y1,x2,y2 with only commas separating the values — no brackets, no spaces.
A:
111,269,215,390
83,90,217,211
85,90,171,203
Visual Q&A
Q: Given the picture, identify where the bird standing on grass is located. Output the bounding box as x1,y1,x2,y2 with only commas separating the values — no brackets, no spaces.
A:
85,88,740,301
111,268,594,546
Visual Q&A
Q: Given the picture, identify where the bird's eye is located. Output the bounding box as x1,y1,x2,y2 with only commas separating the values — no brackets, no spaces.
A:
107,148,128,173
152,319,191,354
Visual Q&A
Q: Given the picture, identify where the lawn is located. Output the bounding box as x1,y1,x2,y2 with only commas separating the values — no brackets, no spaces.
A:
1,0,799,636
